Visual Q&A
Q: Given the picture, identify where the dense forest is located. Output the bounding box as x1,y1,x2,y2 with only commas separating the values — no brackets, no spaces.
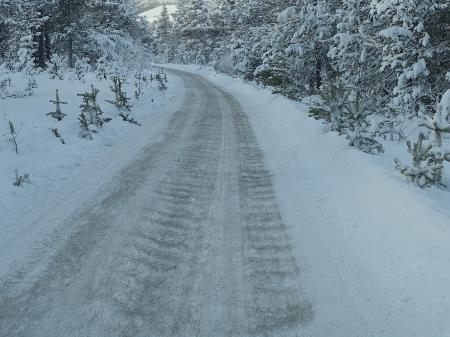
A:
0,0,151,71
153,0,450,187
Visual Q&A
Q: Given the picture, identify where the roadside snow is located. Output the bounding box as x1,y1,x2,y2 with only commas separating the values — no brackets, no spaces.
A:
165,65,450,337
0,69,184,282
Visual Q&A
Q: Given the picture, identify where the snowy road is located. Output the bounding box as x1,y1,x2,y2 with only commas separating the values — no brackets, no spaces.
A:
0,70,312,337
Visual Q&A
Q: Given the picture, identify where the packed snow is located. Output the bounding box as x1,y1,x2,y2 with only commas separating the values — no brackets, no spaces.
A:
165,64,450,337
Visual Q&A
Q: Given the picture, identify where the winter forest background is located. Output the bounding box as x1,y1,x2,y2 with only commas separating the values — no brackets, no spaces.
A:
0,0,449,188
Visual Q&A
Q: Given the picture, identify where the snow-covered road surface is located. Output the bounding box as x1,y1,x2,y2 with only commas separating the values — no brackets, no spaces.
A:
0,70,312,337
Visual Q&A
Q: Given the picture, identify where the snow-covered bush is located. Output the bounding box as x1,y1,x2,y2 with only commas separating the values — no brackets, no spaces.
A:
310,80,383,154
48,54,66,80
96,57,111,80
74,58,91,81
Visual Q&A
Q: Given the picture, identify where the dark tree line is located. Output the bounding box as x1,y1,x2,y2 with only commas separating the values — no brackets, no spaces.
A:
0,0,152,70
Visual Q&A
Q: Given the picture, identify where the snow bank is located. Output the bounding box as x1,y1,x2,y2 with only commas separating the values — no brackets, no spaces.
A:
165,65,450,337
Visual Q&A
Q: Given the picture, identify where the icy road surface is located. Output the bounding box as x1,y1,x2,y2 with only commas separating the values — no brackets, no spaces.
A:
0,69,312,337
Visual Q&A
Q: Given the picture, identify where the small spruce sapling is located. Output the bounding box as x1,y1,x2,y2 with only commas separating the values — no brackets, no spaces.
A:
96,57,110,80
48,54,65,80
106,76,140,125
420,91,450,147
74,57,91,81
78,85,111,127
134,69,143,99
13,169,30,186
395,133,447,188
50,128,65,144
47,89,68,121
3,114,22,154
309,80,349,131
343,92,384,154
78,112,94,140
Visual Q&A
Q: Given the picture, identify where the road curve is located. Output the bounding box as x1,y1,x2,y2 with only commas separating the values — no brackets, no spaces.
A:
0,69,313,337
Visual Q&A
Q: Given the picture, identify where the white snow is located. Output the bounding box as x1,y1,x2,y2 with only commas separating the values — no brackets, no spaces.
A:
378,26,413,39
0,69,184,281
165,64,450,337
441,89,450,116
139,5,177,23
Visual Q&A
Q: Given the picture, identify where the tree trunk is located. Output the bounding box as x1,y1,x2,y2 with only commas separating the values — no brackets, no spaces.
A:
315,57,322,90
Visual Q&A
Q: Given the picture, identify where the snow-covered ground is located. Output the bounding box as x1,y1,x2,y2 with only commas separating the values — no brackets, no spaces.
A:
0,68,184,280
139,5,177,23
165,65,450,337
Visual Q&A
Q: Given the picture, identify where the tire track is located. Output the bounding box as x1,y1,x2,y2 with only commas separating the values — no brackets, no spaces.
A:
0,70,313,337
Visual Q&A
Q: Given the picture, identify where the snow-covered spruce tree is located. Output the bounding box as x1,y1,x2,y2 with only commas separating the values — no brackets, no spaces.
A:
253,6,302,98
96,57,110,80
310,78,383,154
47,89,68,121
78,85,111,128
309,79,350,132
74,57,91,81
370,0,448,118
106,76,140,125
13,2,42,95
420,90,450,147
327,0,382,105
78,111,94,140
155,4,173,62
5,117,21,154
395,133,447,188
173,0,212,64
48,54,66,80
285,0,338,93
343,91,384,154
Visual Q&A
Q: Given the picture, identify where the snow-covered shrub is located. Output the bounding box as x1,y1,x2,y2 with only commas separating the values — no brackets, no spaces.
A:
96,57,111,80
48,54,66,80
